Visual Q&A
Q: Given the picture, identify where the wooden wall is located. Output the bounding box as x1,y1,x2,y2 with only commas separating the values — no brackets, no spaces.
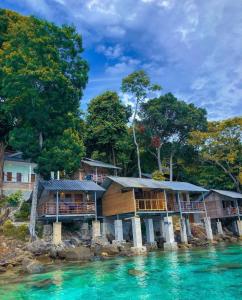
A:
102,182,135,216
205,192,224,218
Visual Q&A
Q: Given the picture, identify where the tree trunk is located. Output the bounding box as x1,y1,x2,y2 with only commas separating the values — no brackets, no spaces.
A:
29,131,43,239
29,174,40,240
132,101,142,178
169,152,173,181
215,161,241,193
111,145,116,166
0,141,6,198
156,145,163,173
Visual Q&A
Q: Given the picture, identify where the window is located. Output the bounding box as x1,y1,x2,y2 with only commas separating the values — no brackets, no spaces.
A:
16,173,22,182
7,172,12,182
31,174,35,182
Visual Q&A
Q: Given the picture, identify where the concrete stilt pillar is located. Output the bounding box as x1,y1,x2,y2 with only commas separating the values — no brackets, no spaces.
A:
185,217,192,237
145,218,155,244
81,222,89,239
180,218,188,243
131,217,143,248
114,219,124,242
216,221,224,235
92,220,101,239
163,216,178,250
236,220,242,236
204,217,213,240
101,221,107,238
53,222,62,245
160,218,165,239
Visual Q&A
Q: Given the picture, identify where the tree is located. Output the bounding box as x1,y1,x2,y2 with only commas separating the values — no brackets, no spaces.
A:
121,70,161,177
189,117,242,192
0,9,88,237
85,91,131,166
140,93,207,179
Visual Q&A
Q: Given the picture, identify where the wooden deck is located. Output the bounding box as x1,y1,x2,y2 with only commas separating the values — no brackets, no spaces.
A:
173,201,205,212
136,198,166,211
38,201,95,216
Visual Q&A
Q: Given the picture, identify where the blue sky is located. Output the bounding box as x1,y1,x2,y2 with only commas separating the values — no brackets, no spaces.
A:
1,0,242,120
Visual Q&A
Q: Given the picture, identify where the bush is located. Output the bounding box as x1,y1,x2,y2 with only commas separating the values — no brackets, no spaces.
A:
2,220,29,240
0,191,23,208
152,170,166,181
15,202,31,221
15,224,29,240
2,220,16,236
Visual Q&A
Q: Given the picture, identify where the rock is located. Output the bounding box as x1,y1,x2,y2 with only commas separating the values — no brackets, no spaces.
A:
22,258,44,274
130,246,147,255
0,266,6,273
93,244,120,256
128,269,147,276
58,246,93,261
27,240,51,255
31,278,55,289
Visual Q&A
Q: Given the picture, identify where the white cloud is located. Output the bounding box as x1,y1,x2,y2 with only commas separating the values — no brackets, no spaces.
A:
96,44,123,59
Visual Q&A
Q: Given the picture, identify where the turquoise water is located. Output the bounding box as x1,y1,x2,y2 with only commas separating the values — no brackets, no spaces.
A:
1,244,242,300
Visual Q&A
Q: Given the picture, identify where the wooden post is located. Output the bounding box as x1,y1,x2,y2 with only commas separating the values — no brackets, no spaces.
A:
94,191,97,221
235,199,241,221
164,190,169,218
202,192,208,218
177,192,182,218
56,191,59,223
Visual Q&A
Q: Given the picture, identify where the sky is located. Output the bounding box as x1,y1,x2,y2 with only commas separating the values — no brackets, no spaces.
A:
1,0,242,120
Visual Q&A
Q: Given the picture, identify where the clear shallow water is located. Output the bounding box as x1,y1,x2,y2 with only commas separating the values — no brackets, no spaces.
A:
0,243,242,300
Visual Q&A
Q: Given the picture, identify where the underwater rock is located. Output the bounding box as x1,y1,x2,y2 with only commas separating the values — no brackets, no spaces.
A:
58,246,93,261
31,278,55,289
22,258,44,274
128,269,147,276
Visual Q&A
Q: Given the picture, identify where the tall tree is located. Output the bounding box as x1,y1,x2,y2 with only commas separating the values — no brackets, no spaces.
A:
121,70,161,177
0,9,88,237
140,93,207,178
189,117,242,192
85,91,131,166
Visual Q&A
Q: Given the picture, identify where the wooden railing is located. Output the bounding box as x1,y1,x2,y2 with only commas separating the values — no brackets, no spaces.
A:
136,199,166,211
85,174,107,183
38,201,95,216
173,201,204,212
223,207,242,217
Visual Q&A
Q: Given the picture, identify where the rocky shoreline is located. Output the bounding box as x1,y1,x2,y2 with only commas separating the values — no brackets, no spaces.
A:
1,230,241,275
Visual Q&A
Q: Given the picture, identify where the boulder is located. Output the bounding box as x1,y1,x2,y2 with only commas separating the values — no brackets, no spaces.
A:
93,244,120,256
27,240,51,255
58,246,93,261
22,258,44,274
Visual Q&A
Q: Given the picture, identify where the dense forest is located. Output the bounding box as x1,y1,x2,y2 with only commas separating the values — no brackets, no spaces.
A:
0,9,241,192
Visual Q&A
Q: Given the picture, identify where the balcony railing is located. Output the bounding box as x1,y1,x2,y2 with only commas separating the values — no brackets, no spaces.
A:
173,201,204,212
136,199,166,211
38,201,95,216
85,174,107,183
223,207,242,217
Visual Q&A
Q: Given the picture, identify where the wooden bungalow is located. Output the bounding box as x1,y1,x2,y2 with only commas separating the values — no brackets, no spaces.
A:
101,176,207,217
101,177,209,248
74,158,121,184
204,189,242,219
37,179,105,221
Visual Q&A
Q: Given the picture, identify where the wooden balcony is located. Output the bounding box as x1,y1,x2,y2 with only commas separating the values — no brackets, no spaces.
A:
38,201,95,216
173,201,205,212
85,173,107,183
223,207,242,217
136,198,166,211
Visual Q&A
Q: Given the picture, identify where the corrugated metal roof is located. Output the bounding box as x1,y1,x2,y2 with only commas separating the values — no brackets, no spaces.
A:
212,189,242,199
103,176,208,192
40,179,105,192
82,158,121,170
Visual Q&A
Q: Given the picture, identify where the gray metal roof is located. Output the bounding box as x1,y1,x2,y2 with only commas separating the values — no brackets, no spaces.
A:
40,179,105,192
82,158,121,170
103,176,208,192
212,189,242,199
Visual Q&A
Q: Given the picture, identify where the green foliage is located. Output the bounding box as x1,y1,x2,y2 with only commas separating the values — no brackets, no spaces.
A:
2,220,15,236
14,202,30,221
0,9,88,178
189,117,242,191
85,91,131,167
0,191,22,208
2,220,29,240
152,171,165,181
